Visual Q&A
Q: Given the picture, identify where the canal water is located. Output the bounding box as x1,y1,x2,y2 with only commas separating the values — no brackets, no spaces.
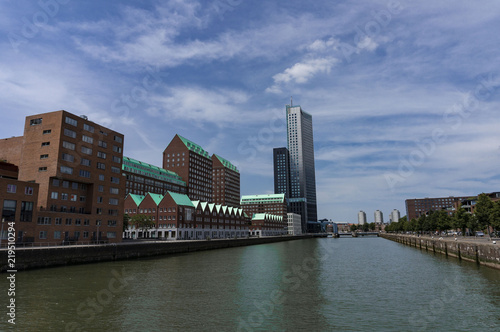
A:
2,237,500,331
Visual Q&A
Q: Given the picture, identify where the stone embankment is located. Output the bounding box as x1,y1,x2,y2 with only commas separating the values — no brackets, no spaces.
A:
0,235,324,272
380,233,500,270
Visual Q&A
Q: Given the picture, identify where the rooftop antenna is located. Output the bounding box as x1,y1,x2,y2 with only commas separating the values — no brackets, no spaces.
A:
290,96,293,107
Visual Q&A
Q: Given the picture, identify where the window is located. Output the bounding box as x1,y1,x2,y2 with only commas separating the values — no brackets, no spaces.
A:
51,192,58,199
98,141,107,148
99,174,104,181
7,184,16,193
30,118,42,125
20,201,33,222
61,193,68,200
43,129,51,134
40,154,49,159
70,194,77,202
25,187,34,195
96,208,102,214
41,142,50,147
39,231,48,239
81,158,91,166
83,231,89,238
37,217,51,225
110,177,120,184
64,128,76,138
113,145,122,153
110,187,119,194
60,166,73,174
82,135,93,144
114,135,122,143
81,146,92,155
63,141,75,150
113,156,121,163
79,170,91,178
83,219,90,226
108,220,117,227
65,116,77,126
109,198,118,205
97,196,103,203
97,162,105,170
2,200,17,221
72,182,78,190
65,218,72,225
83,124,94,133
54,231,61,239
62,181,69,188
80,196,86,202
52,179,60,187
98,185,104,192
62,153,74,162
39,167,47,172
107,232,117,239
97,151,106,159
111,166,120,174
55,218,62,225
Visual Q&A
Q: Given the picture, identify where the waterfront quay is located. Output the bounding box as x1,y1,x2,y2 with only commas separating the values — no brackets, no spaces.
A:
381,233,500,270
0,234,325,272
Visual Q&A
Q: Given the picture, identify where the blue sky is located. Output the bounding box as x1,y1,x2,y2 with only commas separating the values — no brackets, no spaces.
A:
1,0,500,222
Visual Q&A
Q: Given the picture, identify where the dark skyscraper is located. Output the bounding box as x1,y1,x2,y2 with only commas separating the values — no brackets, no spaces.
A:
273,147,291,199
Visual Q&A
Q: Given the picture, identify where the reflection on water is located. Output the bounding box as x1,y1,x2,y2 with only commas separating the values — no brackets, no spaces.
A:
1,237,499,331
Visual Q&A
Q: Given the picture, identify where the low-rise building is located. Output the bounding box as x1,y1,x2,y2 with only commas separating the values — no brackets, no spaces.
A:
249,213,287,237
287,212,302,235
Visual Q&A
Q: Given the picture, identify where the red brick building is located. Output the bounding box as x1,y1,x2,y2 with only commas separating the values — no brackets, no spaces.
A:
124,191,250,240
212,154,240,208
163,135,213,202
0,110,125,244
0,161,39,244
240,194,287,221
249,213,287,237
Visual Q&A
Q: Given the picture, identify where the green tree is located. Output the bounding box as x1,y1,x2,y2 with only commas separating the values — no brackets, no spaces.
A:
368,222,376,231
489,201,500,235
350,224,358,232
436,210,452,233
131,214,156,238
467,215,480,236
453,207,470,236
123,213,130,233
474,193,493,232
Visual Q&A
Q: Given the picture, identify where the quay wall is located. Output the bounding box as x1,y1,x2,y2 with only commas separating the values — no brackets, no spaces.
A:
1,235,322,272
380,233,500,270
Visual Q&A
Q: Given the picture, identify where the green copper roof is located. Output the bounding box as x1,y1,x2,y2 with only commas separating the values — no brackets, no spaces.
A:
214,154,239,173
168,191,194,207
148,193,164,206
127,194,145,206
240,193,286,204
177,135,211,159
252,213,283,222
123,156,186,186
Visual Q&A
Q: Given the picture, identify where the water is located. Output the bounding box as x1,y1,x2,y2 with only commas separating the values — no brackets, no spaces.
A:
2,237,499,331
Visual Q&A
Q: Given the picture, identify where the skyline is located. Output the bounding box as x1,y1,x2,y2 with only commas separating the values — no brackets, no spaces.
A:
1,1,500,222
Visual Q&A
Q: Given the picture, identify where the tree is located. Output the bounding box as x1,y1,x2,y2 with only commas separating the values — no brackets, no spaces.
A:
350,224,358,232
368,222,376,231
490,201,500,235
474,193,493,232
453,207,470,236
123,213,130,233
467,215,480,236
131,214,156,238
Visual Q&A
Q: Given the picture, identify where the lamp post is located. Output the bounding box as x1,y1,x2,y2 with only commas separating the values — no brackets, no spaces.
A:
0,218,4,248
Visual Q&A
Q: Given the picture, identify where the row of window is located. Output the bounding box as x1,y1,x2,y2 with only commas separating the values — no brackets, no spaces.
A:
6,184,34,195
38,231,117,239
1,200,33,222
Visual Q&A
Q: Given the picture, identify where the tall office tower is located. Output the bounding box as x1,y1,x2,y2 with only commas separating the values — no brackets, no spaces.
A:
212,154,240,208
162,134,213,202
390,209,400,223
273,147,291,199
0,110,125,243
374,210,384,224
358,210,367,225
286,103,318,232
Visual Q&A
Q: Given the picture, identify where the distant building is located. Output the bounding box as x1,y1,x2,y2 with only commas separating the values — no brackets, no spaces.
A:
390,209,400,223
273,147,291,199
287,213,302,235
122,156,186,196
240,194,287,221
358,210,367,225
249,213,287,237
212,154,240,208
405,196,470,220
374,210,383,224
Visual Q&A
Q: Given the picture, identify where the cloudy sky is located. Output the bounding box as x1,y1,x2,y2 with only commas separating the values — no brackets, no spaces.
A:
1,0,500,222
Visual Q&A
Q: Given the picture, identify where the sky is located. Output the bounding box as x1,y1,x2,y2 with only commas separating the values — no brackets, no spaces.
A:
1,0,500,223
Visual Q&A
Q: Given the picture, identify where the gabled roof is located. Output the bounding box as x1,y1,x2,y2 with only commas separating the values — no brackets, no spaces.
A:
126,194,145,206
167,191,194,207
213,154,239,173
147,193,164,206
177,134,211,159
